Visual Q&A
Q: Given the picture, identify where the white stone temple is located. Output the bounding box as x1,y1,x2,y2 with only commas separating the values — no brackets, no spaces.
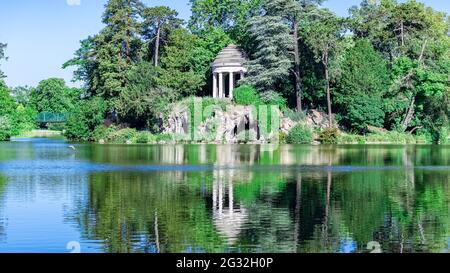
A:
212,44,247,99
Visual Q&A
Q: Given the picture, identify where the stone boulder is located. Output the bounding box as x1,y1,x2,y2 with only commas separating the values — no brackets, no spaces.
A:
304,109,332,129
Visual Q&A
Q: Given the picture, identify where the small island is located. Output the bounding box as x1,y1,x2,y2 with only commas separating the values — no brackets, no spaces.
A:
0,0,450,255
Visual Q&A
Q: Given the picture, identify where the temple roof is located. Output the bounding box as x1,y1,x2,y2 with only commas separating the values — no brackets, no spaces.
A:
212,44,246,69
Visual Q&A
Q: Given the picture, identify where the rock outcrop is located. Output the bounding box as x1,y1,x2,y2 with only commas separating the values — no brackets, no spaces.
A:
164,103,279,143
304,109,332,130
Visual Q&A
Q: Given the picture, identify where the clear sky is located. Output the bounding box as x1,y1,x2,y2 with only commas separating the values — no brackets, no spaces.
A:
0,0,449,88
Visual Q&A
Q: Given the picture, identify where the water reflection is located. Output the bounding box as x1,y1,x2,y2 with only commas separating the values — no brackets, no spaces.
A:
0,140,449,253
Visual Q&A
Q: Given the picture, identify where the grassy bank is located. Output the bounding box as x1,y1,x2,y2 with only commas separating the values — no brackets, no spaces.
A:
13,129,62,138
336,132,433,145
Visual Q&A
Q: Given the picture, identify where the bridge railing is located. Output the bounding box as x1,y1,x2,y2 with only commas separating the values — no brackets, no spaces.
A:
36,112,70,123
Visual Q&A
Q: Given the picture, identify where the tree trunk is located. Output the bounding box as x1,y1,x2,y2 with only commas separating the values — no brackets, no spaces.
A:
293,20,302,112
401,96,415,131
324,52,333,127
400,20,405,47
154,21,161,67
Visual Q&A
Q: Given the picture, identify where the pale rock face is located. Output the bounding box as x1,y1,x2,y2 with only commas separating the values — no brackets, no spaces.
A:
164,104,271,144
280,117,295,135
304,109,331,130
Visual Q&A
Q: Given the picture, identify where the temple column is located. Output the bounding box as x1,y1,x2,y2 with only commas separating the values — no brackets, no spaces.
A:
229,72,234,99
212,72,218,98
218,72,224,98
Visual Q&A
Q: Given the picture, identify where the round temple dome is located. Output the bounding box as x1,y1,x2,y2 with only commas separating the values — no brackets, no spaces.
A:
211,44,247,100
212,44,246,69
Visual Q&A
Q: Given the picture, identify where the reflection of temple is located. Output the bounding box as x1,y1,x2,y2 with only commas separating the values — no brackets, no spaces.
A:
212,169,248,244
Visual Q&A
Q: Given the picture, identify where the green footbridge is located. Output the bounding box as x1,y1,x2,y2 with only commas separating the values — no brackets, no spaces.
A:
36,112,70,123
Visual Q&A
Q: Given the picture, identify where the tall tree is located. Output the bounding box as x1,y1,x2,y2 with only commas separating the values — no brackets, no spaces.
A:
243,0,323,111
90,0,143,106
63,37,96,87
188,0,262,47
156,28,205,97
141,6,183,67
303,8,344,127
29,78,80,113
335,39,390,132
242,0,294,96
0,43,7,80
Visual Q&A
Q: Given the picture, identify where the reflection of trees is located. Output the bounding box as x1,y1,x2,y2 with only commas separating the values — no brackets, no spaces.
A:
0,175,6,241
71,144,450,253
75,171,227,253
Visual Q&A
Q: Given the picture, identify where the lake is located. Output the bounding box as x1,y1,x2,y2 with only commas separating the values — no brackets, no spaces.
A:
0,138,449,253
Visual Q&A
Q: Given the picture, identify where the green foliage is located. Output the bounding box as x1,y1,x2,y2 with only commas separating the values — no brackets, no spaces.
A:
259,91,287,109
65,97,107,141
30,78,79,113
0,116,11,141
117,62,176,130
366,131,418,144
62,37,95,84
233,85,261,105
283,108,305,122
141,6,183,65
156,28,205,96
9,105,37,136
0,43,6,80
134,131,157,144
188,0,262,45
242,3,294,94
335,39,389,132
319,128,340,144
92,125,159,144
0,81,37,138
0,81,15,116
337,133,366,144
286,124,313,144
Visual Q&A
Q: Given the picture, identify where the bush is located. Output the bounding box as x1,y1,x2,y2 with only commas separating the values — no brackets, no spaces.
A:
65,97,106,141
156,133,175,142
283,108,306,122
286,124,313,144
259,91,287,109
9,105,37,136
134,131,157,144
337,133,365,144
0,116,12,141
319,128,340,144
108,128,137,143
234,85,261,106
365,132,417,144
438,127,450,144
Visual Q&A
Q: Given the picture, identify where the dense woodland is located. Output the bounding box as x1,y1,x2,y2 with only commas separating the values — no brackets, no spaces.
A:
0,0,449,143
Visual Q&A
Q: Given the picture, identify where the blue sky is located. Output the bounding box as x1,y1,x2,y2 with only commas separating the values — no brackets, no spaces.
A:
0,0,449,88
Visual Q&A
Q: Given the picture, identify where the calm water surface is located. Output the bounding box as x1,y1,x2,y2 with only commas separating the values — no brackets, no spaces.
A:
0,138,449,253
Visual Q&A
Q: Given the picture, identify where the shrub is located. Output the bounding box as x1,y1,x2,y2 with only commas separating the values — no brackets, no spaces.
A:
259,91,287,109
134,131,157,144
438,127,450,144
156,133,175,142
234,85,261,106
0,116,12,141
107,128,137,144
319,128,340,144
65,97,106,141
286,124,313,144
92,125,116,142
283,108,306,122
279,132,288,144
337,133,365,144
365,132,417,144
